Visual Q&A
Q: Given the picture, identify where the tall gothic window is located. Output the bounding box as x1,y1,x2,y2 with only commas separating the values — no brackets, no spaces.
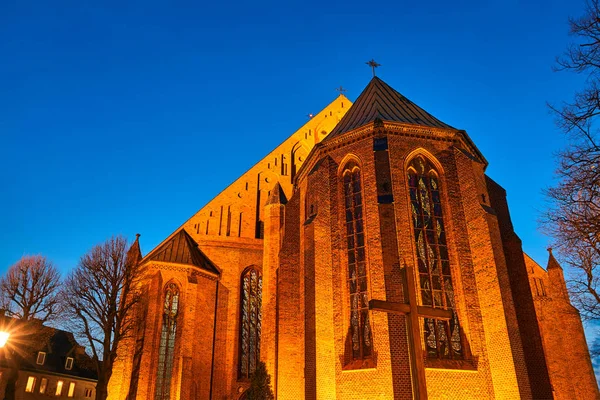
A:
239,268,262,378
408,155,463,359
155,283,180,400
343,162,372,360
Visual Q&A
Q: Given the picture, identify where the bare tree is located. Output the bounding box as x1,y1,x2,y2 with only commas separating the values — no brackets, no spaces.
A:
0,255,61,400
0,255,61,322
546,0,600,321
61,235,143,400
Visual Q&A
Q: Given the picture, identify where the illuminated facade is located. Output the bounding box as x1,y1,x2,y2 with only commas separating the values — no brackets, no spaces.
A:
108,77,598,399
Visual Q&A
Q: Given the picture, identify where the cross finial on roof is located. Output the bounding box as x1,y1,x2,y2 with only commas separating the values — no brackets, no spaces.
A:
336,86,347,95
366,59,381,77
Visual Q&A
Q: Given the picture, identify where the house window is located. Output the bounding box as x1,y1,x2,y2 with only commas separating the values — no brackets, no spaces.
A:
84,388,93,398
239,267,262,379
56,380,64,396
25,376,36,392
39,378,48,394
65,357,74,370
408,155,463,360
68,382,76,397
155,283,180,400
36,351,46,365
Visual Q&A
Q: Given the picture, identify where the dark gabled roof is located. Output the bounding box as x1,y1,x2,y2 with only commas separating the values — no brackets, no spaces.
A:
325,76,454,141
0,316,97,380
148,229,219,274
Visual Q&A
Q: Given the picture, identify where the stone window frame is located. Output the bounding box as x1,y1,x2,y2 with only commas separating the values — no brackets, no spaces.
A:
238,266,263,380
404,149,475,370
337,154,375,370
154,280,182,400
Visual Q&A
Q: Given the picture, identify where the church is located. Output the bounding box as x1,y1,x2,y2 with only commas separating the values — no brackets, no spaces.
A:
107,73,599,399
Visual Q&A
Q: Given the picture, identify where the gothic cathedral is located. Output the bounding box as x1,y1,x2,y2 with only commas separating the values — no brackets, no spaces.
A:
108,76,599,399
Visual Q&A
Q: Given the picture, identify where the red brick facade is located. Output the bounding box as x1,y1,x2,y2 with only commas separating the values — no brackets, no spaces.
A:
108,77,598,399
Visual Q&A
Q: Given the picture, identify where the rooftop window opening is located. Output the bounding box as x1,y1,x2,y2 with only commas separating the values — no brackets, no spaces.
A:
65,357,74,370
36,351,46,365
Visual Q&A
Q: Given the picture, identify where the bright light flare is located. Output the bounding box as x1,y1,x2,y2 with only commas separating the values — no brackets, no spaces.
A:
0,331,9,348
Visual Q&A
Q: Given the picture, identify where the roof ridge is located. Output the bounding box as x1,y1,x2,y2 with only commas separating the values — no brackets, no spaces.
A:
325,76,454,141
148,229,219,275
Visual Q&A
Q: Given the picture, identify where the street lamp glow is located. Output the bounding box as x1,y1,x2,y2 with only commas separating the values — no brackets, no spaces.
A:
0,331,9,348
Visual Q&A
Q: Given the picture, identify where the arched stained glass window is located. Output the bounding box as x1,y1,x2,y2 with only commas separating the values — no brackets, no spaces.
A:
239,268,262,378
408,156,463,360
155,283,180,400
343,162,372,360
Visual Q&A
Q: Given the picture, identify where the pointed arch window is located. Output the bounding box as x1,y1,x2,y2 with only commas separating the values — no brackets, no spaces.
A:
343,162,372,360
155,283,180,400
239,267,262,379
408,156,463,359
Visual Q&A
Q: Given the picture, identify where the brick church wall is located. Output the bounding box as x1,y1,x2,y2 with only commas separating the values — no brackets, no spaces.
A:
524,254,599,400
109,78,599,400
486,177,554,399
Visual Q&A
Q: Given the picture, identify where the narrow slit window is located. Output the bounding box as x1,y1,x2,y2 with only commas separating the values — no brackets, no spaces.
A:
343,162,372,361
239,268,262,379
155,283,180,400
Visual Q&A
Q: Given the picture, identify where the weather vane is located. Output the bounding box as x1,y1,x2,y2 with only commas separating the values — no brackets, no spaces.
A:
336,86,347,95
366,59,381,77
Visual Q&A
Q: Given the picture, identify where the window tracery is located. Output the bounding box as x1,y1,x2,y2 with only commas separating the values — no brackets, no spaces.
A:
155,282,180,400
239,267,262,378
343,162,372,360
408,155,463,359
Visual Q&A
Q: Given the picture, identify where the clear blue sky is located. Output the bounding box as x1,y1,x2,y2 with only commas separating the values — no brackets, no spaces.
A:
0,3,584,277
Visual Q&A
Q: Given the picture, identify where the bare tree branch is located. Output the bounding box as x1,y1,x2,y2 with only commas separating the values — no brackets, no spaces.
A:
61,235,144,400
0,255,61,323
545,1,600,328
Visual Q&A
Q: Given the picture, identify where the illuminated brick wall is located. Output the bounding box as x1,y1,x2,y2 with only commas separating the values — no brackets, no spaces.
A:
525,254,599,399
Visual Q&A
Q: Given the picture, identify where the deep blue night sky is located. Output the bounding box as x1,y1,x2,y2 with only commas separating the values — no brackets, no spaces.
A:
0,0,590,327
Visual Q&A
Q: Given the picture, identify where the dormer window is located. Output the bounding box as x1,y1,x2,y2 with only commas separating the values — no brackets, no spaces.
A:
36,351,46,365
65,357,74,370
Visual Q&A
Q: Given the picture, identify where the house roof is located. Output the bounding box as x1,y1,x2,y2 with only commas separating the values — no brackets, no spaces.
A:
325,76,454,141
148,229,219,274
0,315,97,380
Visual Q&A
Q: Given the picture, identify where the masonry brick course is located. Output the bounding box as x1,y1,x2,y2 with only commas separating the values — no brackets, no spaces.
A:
108,78,598,400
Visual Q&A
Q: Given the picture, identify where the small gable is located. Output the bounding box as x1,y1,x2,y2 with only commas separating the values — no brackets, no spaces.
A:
148,229,219,274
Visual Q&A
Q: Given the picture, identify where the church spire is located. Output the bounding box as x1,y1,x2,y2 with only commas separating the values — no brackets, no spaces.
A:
126,233,143,267
546,247,563,270
546,247,569,300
